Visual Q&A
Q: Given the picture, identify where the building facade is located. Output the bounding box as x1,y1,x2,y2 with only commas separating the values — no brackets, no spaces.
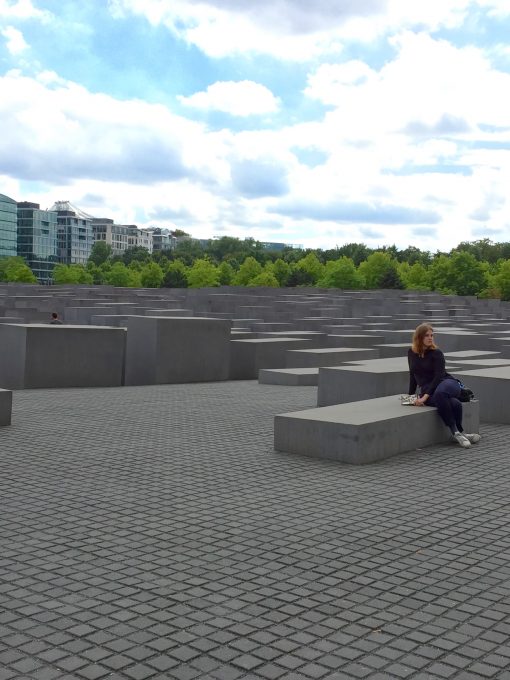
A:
50,200,93,265
17,202,59,283
0,193,18,260
145,227,176,252
91,218,130,256
127,225,153,254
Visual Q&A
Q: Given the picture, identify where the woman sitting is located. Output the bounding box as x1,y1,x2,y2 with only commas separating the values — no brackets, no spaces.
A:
408,323,481,448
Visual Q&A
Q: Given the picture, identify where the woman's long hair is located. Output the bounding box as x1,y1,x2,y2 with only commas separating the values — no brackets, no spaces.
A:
412,323,437,356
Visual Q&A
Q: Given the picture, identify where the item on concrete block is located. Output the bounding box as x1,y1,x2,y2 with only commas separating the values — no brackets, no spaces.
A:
400,394,417,405
459,386,475,402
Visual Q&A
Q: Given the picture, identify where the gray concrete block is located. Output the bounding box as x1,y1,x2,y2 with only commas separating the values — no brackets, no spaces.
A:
124,316,231,385
229,338,312,379
317,362,411,406
0,388,12,426
374,343,410,358
317,356,463,406
259,367,319,386
286,347,379,368
0,317,23,324
0,324,126,389
456,366,510,423
274,396,480,464
325,334,385,348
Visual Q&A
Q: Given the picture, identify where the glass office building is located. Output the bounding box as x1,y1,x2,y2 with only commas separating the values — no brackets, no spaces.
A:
50,200,93,265
17,202,59,283
0,193,18,259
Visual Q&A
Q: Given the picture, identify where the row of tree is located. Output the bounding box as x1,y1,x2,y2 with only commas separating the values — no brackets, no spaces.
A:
1,237,510,300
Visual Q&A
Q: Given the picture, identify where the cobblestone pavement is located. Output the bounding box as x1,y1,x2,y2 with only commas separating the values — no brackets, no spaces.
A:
1,381,510,680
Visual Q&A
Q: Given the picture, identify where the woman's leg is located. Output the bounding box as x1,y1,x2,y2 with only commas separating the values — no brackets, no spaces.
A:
428,379,463,435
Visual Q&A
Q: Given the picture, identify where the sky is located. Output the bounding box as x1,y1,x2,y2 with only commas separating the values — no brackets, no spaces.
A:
1,0,510,253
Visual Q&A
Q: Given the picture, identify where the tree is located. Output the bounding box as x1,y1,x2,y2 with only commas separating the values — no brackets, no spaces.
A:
446,251,487,296
293,252,324,285
162,260,188,288
122,246,151,265
88,241,112,266
428,252,487,296
86,262,106,285
316,257,364,289
398,261,430,290
170,239,206,265
428,254,454,294
206,236,255,265
378,267,404,289
272,258,291,286
52,263,92,284
336,243,372,266
249,271,280,287
217,261,235,285
187,258,220,288
451,238,505,264
490,259,510,300
357,251,401,289
140,262,164,288
233,257,262,285
0,257,37,283
280,246,305,264
286,267,316,287
106,262,132,287
395,245,432,266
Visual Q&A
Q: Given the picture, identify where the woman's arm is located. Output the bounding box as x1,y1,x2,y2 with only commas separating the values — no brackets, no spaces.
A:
427,349,446,394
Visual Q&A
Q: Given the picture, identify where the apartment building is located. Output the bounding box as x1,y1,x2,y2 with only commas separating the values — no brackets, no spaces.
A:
17,201,59,283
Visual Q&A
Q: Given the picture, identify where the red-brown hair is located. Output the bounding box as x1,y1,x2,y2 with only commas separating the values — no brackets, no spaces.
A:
412,323,437,356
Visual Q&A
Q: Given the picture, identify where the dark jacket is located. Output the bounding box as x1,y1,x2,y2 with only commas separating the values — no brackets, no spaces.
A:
408,347,452,396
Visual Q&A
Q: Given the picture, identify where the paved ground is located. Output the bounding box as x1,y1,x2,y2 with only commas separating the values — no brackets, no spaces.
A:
1,381,510,680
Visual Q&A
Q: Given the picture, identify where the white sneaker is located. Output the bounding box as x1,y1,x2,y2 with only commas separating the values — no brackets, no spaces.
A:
453,432,471,448
464,433,481,444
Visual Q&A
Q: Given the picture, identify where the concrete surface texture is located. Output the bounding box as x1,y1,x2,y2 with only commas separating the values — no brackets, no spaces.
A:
0,324,126,389
124,316,232,386
1,381,510,679
0,387,12,425
275,396,479,464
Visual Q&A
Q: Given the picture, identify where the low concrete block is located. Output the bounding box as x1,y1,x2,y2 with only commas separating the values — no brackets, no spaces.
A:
317,363,410,406
259,367,319,386
456,366,510,423
0,317,23,324
229,338,312,379
125,316,231,385
326,334,384,348
317,356,464,406
286,347,379,368
274,396,479,464
0,324,126,389
0,388,12,426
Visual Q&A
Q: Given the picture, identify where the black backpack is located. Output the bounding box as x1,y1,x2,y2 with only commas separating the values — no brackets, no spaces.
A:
459,386,475,402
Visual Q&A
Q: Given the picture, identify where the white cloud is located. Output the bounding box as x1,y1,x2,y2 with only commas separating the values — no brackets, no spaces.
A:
104,0,387,59
1,25,27,53
3,3,510,253
0,70,214,185
0,0,51,22
178,80,280,116
107,0,501,60
305,32,510,139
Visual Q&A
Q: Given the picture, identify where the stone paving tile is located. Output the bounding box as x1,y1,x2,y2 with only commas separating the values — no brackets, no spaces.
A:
1,381,510,679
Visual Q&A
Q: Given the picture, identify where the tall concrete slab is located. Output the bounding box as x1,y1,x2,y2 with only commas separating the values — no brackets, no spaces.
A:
124,316,232,385
0,324,126,389
0,388,12,426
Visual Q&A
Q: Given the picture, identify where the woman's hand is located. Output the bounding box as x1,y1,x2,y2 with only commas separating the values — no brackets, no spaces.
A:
414,395,429,407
